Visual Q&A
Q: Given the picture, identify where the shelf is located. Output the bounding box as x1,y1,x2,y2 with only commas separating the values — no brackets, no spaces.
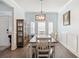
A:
17,19,24,48
18,30,23,32
18,26,22,27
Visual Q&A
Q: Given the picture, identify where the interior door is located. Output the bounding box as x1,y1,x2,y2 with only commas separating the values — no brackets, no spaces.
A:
0,16,10,46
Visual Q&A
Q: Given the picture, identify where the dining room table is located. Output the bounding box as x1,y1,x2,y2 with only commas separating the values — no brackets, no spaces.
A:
29,35,56,58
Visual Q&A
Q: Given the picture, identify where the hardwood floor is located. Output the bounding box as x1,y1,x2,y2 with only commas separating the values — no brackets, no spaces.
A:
55,43,77,58
0,42,77,58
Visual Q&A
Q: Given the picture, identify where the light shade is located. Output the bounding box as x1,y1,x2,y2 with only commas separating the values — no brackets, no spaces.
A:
35,14,46,21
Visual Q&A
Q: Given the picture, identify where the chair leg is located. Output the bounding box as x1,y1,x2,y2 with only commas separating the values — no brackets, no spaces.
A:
53,52,55,58
53,47,55,58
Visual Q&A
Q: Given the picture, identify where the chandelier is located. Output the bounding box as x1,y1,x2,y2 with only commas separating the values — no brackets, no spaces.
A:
35,0,46,21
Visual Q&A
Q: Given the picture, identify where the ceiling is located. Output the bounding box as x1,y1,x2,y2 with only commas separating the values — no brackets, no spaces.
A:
13,0,70,12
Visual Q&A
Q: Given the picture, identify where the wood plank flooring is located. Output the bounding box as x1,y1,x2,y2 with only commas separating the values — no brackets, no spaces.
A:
0,42,77,58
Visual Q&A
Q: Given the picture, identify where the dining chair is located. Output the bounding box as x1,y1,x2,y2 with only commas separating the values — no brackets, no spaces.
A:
36,38,55,58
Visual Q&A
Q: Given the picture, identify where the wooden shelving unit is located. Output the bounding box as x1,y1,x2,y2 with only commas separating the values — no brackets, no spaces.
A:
16,19,25,47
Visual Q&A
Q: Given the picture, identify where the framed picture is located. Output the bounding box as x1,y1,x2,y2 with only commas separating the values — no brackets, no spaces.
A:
63,11,70,26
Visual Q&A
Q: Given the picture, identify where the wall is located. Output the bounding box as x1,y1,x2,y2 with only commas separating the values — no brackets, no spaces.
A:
58,0,79,57
0,1,13,47
25,12,58,35
0,1,12,11
0,1,13,33
2,0,25,50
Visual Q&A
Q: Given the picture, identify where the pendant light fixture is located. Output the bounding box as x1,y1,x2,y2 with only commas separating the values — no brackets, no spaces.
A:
35,0,46,21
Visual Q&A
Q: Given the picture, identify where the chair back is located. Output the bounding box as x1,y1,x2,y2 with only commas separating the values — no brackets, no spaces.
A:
36,38,51,58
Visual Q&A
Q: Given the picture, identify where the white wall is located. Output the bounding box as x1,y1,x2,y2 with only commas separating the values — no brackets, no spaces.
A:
2,0,25,50
58,0,79,57
0,1,13,51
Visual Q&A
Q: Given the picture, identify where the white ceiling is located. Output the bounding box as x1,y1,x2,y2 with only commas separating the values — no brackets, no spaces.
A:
13,0,70,12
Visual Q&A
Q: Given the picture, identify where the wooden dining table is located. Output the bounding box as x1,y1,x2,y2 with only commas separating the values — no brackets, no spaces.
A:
29,35,56,58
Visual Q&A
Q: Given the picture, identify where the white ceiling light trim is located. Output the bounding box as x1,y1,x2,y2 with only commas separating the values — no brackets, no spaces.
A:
3,0,25,12
10,0,69,12
59,0,72,13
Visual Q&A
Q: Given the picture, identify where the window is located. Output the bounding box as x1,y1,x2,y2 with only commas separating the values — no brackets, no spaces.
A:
31,22,35,34
38,21,46,35
48,22,53,34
